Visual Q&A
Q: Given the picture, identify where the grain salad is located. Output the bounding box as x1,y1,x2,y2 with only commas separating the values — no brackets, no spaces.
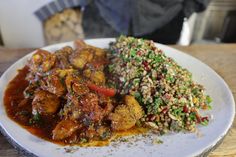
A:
107,36,212,134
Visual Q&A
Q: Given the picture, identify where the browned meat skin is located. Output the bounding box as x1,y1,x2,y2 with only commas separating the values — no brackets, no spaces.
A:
93,47,106,57
56,69,76,78
65,74,89,96
70,42,107,70
83,68,106,85
124,95,143,120
54,46,73,69
109,104,136,131
32,90,60,115
59,97,82,120
108,95,143,131
40,74,66,97
79,93,104,121
52,119,80,140
74,39,88,50
72,81,89,96
74,39,106,58
90,71,106,85
98,94,114,116
62,93,114,121
74,40,106,54
79,93,113,122
83,68,92,78
28,49,56,73
69,48,94,69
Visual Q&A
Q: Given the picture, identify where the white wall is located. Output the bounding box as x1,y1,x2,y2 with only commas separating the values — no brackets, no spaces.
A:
0,0,54,48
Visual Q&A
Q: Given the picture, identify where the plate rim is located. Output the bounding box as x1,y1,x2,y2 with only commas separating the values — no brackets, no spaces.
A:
0,38,235,157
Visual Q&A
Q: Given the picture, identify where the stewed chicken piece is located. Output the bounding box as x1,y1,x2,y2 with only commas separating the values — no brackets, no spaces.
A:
54,46,73,69
40,74,66,97
83,69,106,85
52,119,80,140
32,90,60,115
65,73,89,96
79,93,113,122
69,48,94,69
29,49,56,73
109,95,143,131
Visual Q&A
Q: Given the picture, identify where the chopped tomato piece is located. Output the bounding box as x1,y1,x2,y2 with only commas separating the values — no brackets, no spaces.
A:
183,105,188,113
87,83,116,97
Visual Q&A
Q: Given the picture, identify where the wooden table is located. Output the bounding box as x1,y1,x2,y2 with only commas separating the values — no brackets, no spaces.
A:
0,44,235,157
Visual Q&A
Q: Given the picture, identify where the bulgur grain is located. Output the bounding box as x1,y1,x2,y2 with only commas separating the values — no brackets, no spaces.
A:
107,36,212,133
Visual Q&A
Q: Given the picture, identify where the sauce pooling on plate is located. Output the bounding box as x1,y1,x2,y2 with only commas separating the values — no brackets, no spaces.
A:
4,66,61,143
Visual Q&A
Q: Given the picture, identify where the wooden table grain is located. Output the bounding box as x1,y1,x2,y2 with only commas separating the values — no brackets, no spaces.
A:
0,44,235,157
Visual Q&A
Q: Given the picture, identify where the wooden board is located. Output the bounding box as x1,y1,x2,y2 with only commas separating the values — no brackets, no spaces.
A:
0,44,235,157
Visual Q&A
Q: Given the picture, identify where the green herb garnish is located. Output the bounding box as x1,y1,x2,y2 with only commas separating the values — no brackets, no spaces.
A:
205,95,212,104
80,138,88,143
29,112,41,125
200,119,209,126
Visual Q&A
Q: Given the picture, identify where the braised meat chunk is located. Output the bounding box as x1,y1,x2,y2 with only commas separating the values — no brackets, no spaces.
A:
69,48,94,69
52,119,80,140
109,95,143,131
65,74,88,96
32,90,60,115
54,46,73,69
40,74,66,97
79,93,106,122
29,49,56,73
74,39,88,50
90,71,106,85
124,95,144,120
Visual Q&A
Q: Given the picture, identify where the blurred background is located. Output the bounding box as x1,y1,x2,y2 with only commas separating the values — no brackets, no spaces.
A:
0,0,236,48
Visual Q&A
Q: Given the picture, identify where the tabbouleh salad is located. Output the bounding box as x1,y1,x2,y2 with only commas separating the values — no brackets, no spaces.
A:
107,36,212,133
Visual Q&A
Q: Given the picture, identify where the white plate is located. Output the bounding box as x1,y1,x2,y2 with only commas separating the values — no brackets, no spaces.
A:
0,39,235,157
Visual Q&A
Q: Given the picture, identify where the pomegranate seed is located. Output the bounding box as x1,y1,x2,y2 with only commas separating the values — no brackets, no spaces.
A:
137,51,142,56
161,107,168,114
201,116,209,121
183,105,188,113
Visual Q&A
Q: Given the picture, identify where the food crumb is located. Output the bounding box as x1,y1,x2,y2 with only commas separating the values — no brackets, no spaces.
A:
63,147,79,153
120,138,129,142
152,138,163,144
195,129,204,138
